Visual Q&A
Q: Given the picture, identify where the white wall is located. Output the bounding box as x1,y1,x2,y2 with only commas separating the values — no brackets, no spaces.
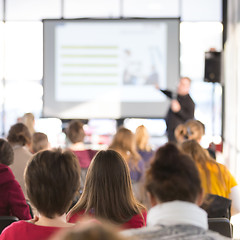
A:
224,0,240,182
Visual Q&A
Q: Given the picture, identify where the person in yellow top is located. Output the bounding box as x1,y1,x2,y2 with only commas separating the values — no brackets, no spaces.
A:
181,139,240,215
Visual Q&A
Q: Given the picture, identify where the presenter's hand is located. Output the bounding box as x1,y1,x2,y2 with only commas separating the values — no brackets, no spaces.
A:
171,99,181,112
155,84,160,90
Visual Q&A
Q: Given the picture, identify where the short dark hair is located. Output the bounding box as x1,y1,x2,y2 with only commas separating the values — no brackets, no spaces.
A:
32,132,49,153
67,120,85,144
146,143,202,203
7,123,31,146
0,139,14,166
24,149,80,218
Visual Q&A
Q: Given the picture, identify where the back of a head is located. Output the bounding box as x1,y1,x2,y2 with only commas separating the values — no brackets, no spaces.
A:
109,127,140,165
24,149,80,218
32,132,49,153
174,120,204,143
146,143,202,203
51,222,128,240
185,120,204,142
21,113,35,136
0,139,14,166
174,124,188,143
135,125,150,151
7,123,31,146
67,120,85,144
110,127,134,152
69,150,142,224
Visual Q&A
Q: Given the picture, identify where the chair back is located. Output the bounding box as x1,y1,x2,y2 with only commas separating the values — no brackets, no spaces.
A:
0,216,19,234
208,218,233,238
201,194,232,219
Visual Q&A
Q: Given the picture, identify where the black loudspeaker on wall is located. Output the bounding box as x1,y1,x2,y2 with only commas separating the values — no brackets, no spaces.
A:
204,51,222,83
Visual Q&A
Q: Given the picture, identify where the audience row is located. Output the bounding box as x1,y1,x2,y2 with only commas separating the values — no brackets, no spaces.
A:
0,116,237,240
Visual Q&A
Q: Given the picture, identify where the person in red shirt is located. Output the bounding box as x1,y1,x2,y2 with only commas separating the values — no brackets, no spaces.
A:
0,139,31,220
0,149,81,240
67,150,147,229
66,120,97,190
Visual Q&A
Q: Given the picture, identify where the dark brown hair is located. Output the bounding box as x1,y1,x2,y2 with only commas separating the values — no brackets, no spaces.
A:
7,123,31,146
146,143,202,203
24,149,80,218
0,139,14,166
67,120,85,144
68,150,145,224
180,140,225,193
31,132,49,153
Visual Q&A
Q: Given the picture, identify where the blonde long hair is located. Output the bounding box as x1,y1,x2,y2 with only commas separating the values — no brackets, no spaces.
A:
135,125,151,152
109,127,141,168
21,113,35,136
181,140,226,194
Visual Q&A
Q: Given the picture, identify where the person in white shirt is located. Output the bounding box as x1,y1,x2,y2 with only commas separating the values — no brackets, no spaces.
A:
122,143,231,240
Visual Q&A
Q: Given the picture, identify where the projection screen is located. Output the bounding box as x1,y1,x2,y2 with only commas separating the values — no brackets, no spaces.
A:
43,18,180,119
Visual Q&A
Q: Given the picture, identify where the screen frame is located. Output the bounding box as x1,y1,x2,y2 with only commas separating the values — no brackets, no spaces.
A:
42,18,180,119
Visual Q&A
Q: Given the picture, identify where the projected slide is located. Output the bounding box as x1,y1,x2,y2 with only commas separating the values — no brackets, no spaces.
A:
43,19,180,118
55,22,167,102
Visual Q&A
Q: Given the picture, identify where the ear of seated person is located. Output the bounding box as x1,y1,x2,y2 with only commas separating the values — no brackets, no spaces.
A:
67,150,147,229
122,143,231,240
0,149,80,240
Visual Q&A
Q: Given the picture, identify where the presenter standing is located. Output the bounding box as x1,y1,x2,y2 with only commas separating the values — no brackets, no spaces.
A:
156,77,195,142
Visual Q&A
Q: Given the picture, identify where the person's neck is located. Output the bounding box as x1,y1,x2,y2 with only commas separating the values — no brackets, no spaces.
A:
35,214,73,228
70,142,85,151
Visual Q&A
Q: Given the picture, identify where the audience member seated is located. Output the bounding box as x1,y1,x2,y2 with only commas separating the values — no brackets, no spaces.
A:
31,132,50,154
109,127,145,201
50,220,128,240
67,150,147,229
7,123,32,197
0,149,80,240
66,120,97,190
174,120,202,142
123,143,230,240
20,112,35,136
0,139,31,220
181,140,240,216
135,125,154,169
135,125,154,208
175,119,216,159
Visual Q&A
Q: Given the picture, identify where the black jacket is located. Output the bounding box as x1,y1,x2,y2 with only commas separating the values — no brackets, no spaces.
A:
161,89,195,142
